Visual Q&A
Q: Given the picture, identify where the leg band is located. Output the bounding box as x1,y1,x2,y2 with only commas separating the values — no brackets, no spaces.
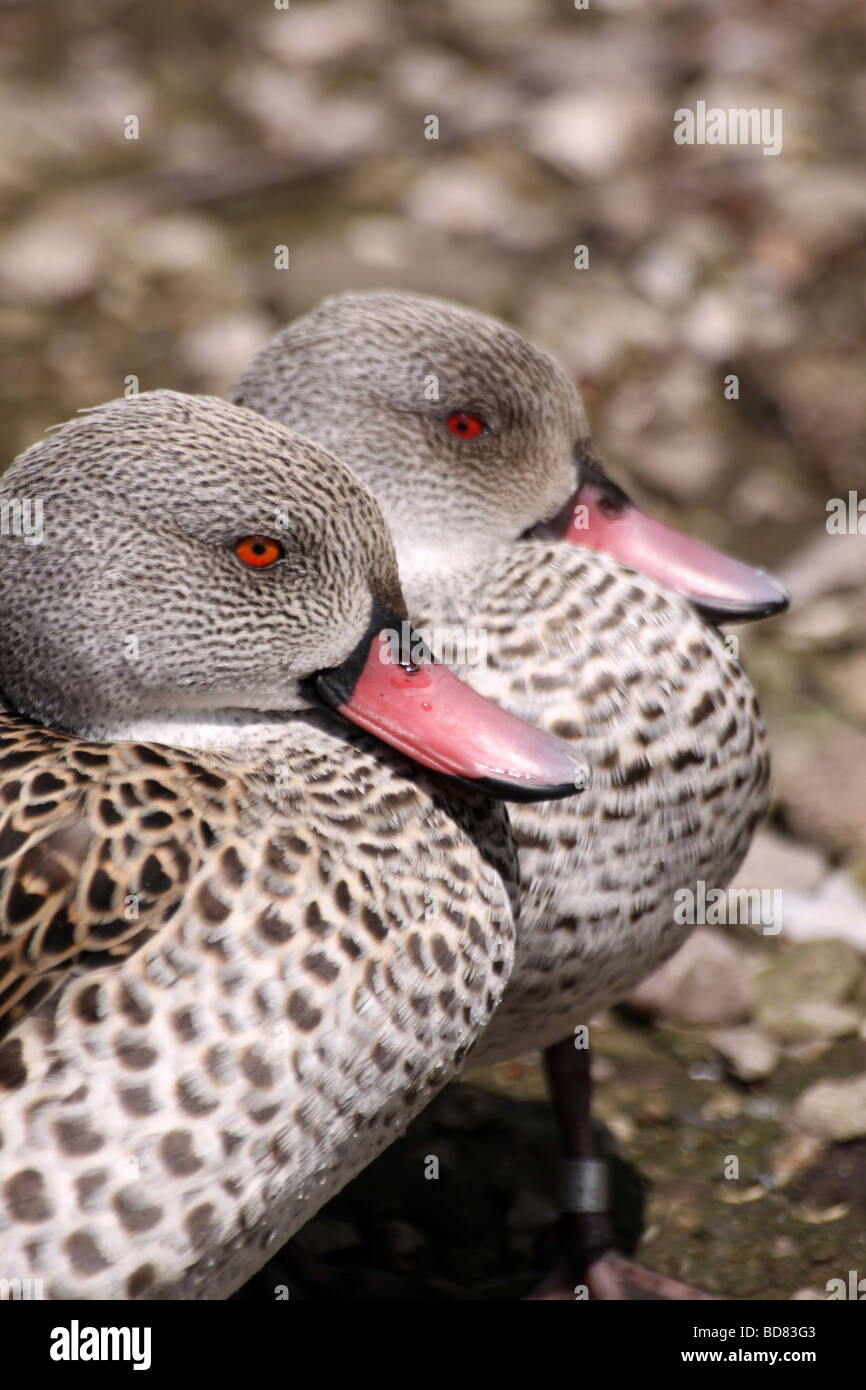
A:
561,1158,609,1214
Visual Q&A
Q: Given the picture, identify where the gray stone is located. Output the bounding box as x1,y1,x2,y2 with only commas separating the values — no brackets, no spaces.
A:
626,928,753,1025
761,1000,861,1045
728,828,827,898
791,1074,866,1142
778,872,866,953
755,939,862,1006
709,1026,780,1082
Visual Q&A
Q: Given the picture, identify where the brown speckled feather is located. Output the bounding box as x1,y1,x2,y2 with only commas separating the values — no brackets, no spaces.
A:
0,714,516,1300
418,543,769,1061
0,711,227,1037
232,291,775,1067
0,391,520,1299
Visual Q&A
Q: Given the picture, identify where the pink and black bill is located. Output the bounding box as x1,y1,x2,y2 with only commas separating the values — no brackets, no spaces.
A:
534,456,789,624
311,601,586,802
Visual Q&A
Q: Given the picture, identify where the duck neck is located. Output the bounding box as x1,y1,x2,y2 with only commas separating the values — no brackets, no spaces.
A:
90,706,351,766
399,558,483,627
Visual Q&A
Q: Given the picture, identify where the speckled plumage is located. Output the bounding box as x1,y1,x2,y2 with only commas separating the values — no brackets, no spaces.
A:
232,291,772,1066
419,545,768,1062
0,392,518,1298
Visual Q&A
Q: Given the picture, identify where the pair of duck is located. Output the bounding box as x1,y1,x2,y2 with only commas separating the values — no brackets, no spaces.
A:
0,292,787,1300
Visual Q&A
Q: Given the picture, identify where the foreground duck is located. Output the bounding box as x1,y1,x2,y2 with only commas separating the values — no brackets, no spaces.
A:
0,390,583,1300
232,291,788,1298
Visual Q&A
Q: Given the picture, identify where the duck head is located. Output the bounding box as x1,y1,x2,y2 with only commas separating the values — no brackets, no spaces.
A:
0,392,583,801
231,290,788,623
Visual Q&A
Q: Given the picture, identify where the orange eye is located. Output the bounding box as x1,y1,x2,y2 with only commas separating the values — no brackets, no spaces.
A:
446,411,485,440
235,535,284,568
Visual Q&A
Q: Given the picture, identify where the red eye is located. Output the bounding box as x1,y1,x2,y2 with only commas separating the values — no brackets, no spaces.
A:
235,535,284,568
446,411,484,440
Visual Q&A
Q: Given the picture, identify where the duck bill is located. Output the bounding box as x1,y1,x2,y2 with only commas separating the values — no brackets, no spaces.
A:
539,459,789,623
312,608,586,803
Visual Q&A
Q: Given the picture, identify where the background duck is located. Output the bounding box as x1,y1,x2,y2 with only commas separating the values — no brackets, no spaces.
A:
0,389,581,1299
231,290,789,1298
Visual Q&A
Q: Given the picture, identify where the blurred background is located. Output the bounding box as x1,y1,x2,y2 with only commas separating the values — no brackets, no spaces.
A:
2,0,865,1298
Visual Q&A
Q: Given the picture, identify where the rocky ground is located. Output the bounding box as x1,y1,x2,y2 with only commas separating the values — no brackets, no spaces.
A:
2,0,865,1298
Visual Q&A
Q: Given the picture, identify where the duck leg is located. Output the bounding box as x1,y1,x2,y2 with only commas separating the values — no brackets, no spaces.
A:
527,1037,719,1300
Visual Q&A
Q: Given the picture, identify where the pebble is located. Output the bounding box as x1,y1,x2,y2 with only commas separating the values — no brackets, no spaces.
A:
527,90,654,179
753,940,863,1042
228,66,385,163
728,828,826,898
779,529,866,609
626,928,753,1026
405,162,519,237
791,1075,866,1142
819,651,866,725
775,728,866,859
180,312,273,392
718,1184,767,1206
682,290,745,360
121,214,230,277
257,0,390,67
0,213,102,305
778,873,866,954
709,1026,780,1082
764,1001,862,1045
754,939,862,1009
629,431,726,502
344,217,410,269
771,1133,826,1188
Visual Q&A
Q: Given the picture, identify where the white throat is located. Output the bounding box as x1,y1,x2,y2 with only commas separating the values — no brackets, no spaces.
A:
394,534,496,595
96,708,299,753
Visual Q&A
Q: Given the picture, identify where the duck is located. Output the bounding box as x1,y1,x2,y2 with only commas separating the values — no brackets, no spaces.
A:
230,290,789,1299
0,389,583,1300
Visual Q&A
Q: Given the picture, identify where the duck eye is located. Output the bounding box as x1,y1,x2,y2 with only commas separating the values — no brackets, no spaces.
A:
446,411,485,440
235,535,284,568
